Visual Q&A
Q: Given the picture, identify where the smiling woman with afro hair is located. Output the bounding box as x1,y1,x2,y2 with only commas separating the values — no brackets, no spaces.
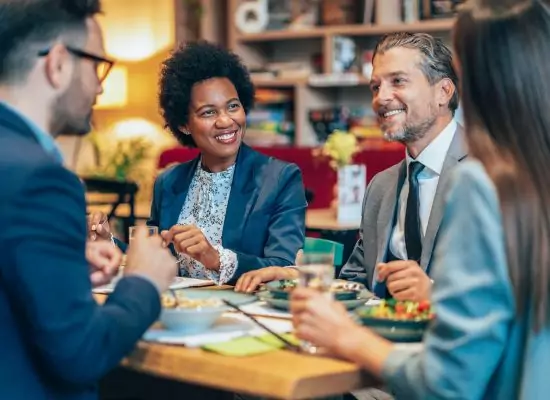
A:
106,40,308,286
159,41,256,147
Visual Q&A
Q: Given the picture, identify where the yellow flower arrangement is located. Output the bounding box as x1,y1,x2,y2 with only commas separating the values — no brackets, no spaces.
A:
313,130,360,170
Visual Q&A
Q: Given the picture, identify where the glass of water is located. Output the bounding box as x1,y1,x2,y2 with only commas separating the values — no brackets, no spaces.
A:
120,226,159,279
296,251,335,354
128,225,158,247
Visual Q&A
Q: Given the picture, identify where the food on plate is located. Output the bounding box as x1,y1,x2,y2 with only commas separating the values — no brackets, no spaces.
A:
162,294,222,309
275,279,361,293
358,299,434,321
276,280,297,292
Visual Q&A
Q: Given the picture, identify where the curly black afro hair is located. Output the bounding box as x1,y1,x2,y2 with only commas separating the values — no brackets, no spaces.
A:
159,40,255,147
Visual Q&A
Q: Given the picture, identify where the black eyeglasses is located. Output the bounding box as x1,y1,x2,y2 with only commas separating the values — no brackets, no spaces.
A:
38,46,115,83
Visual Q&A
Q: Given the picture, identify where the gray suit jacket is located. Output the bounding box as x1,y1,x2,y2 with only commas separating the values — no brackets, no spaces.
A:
339,125,467,290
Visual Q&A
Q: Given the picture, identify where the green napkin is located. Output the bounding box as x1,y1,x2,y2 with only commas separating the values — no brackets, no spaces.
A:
202,333,299,357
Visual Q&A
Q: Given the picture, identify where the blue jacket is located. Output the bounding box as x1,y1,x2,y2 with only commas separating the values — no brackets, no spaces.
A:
383,160,549,399
0,103,161,400
149,144,307,283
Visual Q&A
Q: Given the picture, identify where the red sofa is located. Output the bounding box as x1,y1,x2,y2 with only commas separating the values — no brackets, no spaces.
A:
158,146,405,209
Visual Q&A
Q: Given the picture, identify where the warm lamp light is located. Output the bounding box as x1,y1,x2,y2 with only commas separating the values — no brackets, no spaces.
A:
110,118,175,147
95,65,128,109
97,0,175,62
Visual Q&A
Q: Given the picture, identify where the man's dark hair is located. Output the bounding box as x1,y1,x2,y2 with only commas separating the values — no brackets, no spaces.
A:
159,40,255,147
373,32,459,114
0,0,102,83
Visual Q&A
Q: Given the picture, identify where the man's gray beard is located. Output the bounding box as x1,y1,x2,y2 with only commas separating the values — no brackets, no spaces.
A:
383,115,437,144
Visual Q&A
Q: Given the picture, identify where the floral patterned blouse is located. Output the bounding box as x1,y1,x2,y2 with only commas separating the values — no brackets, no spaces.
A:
176,162,238,285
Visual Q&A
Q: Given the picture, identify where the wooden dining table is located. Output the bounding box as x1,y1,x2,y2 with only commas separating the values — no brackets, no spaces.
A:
95,288,381,399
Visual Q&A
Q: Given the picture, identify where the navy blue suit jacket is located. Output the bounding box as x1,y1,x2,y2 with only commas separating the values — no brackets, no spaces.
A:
149,144,307,283
0,103,161,400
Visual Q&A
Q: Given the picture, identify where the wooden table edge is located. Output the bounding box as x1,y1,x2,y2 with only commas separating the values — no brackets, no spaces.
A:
121,342,373,399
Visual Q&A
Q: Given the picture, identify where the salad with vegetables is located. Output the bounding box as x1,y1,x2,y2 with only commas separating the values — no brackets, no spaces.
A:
358,299,434,321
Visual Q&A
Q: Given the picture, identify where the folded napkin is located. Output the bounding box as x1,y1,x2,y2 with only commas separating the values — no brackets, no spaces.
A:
202,333,300,357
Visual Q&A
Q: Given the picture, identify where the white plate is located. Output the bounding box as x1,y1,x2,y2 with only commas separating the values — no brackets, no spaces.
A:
92,277,214,294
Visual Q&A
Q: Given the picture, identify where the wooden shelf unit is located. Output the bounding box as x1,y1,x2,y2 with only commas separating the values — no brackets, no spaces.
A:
237,18,455,42
226,0,456,146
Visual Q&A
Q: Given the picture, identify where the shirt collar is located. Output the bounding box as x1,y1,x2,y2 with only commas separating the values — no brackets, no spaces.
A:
406,119,457,176
196,157,236,180
0,101,64,163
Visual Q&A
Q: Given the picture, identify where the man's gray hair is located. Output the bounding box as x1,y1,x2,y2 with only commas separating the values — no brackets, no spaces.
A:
373,32,459,114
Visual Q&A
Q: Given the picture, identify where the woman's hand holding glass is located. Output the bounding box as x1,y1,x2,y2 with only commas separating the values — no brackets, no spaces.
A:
161,224,220,271
290,288,364,357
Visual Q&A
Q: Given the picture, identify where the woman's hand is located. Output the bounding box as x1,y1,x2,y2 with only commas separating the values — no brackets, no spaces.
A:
290,288,360,355
87,211,112,242
291,288,394,376
161,224,220,271
235,266,299,293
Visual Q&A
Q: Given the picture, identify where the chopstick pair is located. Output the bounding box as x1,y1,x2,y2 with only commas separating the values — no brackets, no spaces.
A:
221,299,301,353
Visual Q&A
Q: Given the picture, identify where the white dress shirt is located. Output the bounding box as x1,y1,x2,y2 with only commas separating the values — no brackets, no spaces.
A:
388,119,457,260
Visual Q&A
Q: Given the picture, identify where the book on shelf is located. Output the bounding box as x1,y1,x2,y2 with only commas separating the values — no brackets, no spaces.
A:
321,0,361,25
423,0,466,19
363,0,374,24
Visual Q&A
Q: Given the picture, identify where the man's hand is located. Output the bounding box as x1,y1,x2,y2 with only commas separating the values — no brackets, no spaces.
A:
161,224,219,270
87,211,111,242
86,241,122,287
376,260,432,301
125,226,177,293
235,267,299,293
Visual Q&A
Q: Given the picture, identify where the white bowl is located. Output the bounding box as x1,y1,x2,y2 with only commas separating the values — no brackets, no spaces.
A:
160,306,227,335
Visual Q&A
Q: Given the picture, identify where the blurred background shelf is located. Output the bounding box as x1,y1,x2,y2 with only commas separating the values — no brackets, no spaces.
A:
237,18,454,42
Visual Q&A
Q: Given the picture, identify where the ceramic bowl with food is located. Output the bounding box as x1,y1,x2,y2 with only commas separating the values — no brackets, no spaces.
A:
160,291,228,334
355,299,434,342
159,289,257,334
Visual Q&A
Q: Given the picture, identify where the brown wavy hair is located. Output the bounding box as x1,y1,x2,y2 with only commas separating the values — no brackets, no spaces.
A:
454,0,550,331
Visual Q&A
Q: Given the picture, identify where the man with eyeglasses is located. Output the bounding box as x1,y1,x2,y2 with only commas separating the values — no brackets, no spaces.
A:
0,1,177,399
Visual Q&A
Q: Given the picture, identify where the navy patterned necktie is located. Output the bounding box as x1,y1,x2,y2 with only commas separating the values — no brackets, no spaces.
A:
404,161,424,262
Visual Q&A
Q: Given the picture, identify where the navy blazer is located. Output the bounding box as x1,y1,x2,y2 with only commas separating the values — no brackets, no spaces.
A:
0,103,161,400
149,144,307,283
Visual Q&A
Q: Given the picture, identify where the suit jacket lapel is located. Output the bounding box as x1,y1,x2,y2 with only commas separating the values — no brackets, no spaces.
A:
420,125,468,269
375,161,407,266
165,156,200,229
222,145,258,249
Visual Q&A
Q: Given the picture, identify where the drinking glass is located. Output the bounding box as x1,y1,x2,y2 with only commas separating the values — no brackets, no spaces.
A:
128,225,158,247
120,226,159,279
296,251,335,354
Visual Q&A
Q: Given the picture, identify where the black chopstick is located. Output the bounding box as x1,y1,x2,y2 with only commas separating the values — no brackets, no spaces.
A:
221,299,301,353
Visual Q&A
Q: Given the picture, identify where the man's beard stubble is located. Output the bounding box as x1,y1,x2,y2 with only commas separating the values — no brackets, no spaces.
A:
382,103,438,144
50,72,93,138
383,115,437,144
